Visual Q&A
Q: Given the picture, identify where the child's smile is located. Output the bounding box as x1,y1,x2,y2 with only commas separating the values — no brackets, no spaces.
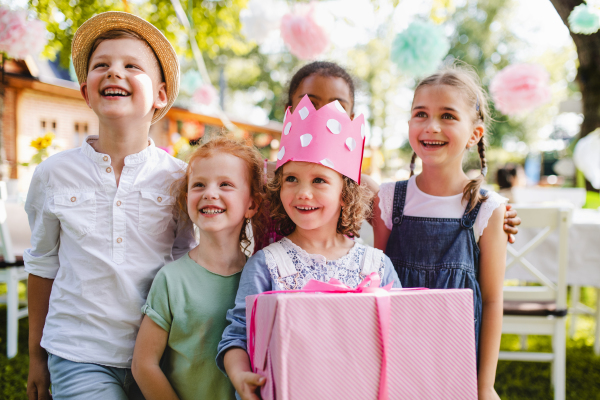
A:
101,85,131,99
200,205,225,216
419,139,449,150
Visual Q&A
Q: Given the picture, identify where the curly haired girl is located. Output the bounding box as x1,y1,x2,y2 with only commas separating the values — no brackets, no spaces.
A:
132,136,265,400
216,95,402,400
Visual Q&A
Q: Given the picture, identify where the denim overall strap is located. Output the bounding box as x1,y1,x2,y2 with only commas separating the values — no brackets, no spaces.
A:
391,180,409,226
460,189,489,229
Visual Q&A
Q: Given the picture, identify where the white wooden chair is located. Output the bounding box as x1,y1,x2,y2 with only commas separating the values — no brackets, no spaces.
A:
0,182,28,358
499,205,572,400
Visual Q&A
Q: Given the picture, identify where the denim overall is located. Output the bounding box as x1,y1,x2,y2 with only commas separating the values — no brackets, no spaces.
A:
385,180,485,365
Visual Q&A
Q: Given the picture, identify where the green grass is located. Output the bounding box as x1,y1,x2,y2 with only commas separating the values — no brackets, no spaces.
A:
1,291,600,399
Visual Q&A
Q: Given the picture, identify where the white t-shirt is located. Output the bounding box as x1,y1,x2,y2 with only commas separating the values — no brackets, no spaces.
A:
378,176,507,242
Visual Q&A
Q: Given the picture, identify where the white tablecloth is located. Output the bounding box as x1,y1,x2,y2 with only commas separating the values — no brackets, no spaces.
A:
505,208,600,287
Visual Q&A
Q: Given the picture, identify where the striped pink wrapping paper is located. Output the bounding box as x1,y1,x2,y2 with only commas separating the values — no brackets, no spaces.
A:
246,289,478,400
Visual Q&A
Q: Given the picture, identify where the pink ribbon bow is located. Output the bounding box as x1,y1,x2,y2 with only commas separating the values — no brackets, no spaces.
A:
248,272,392,400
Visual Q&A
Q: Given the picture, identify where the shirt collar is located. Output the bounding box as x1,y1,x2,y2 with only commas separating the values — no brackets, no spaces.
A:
81,135,156,165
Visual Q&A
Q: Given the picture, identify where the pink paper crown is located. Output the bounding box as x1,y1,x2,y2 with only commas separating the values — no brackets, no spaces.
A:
276,95,366,183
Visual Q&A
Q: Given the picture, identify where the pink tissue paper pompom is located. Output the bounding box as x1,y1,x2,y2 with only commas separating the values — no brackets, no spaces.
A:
193,84,217,106
490,64,551,116
0,7,47,59
280,2,330,60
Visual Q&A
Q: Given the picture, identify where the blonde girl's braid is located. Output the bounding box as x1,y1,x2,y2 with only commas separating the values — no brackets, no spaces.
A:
409,152,417,177
462,136,490,212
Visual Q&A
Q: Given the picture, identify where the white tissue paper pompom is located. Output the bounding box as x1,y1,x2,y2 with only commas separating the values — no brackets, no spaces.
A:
241,0,287,44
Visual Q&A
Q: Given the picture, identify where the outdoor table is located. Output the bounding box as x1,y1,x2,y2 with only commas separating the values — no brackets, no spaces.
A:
505,207,600,353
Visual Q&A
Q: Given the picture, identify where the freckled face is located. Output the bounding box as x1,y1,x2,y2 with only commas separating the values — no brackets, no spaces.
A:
290,74,353,117
82,38,166,122
408,85,482,169
280,161,344,233
187,153,256,235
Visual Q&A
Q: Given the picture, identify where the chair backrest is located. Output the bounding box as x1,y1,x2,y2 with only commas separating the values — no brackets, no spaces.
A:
512,187,586,208
504,205,572,310
0,181,15,263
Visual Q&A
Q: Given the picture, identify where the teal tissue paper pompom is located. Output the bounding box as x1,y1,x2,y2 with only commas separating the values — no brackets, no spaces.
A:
180,70,203,95
391,21,450,77
569,3,600,35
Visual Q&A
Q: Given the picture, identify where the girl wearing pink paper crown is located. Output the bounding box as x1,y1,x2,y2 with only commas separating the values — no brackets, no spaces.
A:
217,93,402,400
372,64,507,400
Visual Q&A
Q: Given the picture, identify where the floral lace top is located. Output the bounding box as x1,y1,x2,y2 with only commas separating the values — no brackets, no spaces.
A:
216,238,402,373
264,238,385,290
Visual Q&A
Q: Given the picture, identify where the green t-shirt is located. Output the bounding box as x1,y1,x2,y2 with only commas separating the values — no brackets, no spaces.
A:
142,253,241,400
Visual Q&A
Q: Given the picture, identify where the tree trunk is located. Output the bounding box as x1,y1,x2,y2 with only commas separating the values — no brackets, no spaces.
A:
549,0,600,190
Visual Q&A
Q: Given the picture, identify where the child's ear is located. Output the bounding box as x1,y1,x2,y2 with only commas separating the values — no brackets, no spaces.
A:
153,82,168,110
80,83,92,109
466,124,484,149
245,198,260,219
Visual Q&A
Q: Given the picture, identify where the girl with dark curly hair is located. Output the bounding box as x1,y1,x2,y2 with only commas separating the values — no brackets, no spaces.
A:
217,92,401,400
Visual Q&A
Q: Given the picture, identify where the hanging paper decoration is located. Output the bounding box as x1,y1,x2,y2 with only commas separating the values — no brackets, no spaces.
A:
193,84,217,105
180,70,203,96
568,3,600,35
490,64,551,116
574,128,600,189
0,7,47,59
241,0,286,44
390,21,450,77
280,1,330,60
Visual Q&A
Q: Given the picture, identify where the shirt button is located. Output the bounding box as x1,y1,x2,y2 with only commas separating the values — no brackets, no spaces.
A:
157,197,162,202
106,167,112,173
103,156,108,162
116,201,122,206
70,196,76,202
116,237,122,243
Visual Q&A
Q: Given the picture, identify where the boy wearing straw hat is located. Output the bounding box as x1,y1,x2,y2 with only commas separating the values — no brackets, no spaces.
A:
25,12,196,400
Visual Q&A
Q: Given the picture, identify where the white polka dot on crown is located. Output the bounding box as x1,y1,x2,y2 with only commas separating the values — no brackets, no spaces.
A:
299,107,309,120
277,146,285,160
326,119,342,135
345,137,356,151
284,122,292,135
320,158,334,168
333,101,346,114
300,134,312,147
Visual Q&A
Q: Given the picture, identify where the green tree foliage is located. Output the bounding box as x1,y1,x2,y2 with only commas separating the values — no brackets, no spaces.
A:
28,0,252,68
444,0,526,149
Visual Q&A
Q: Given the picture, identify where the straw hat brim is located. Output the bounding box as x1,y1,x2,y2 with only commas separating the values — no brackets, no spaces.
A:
72,11,179,125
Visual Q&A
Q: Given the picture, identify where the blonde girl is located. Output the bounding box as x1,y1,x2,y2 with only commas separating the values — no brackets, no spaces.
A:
373,64,507,400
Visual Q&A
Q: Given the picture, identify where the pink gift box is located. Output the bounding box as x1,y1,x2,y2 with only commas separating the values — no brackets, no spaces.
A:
246,288,478,400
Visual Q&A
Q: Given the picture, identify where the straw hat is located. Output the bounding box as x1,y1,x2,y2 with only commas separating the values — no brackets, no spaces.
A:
72,11,179,124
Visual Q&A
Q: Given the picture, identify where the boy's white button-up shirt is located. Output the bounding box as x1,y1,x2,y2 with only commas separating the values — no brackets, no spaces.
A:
24,136,197,368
